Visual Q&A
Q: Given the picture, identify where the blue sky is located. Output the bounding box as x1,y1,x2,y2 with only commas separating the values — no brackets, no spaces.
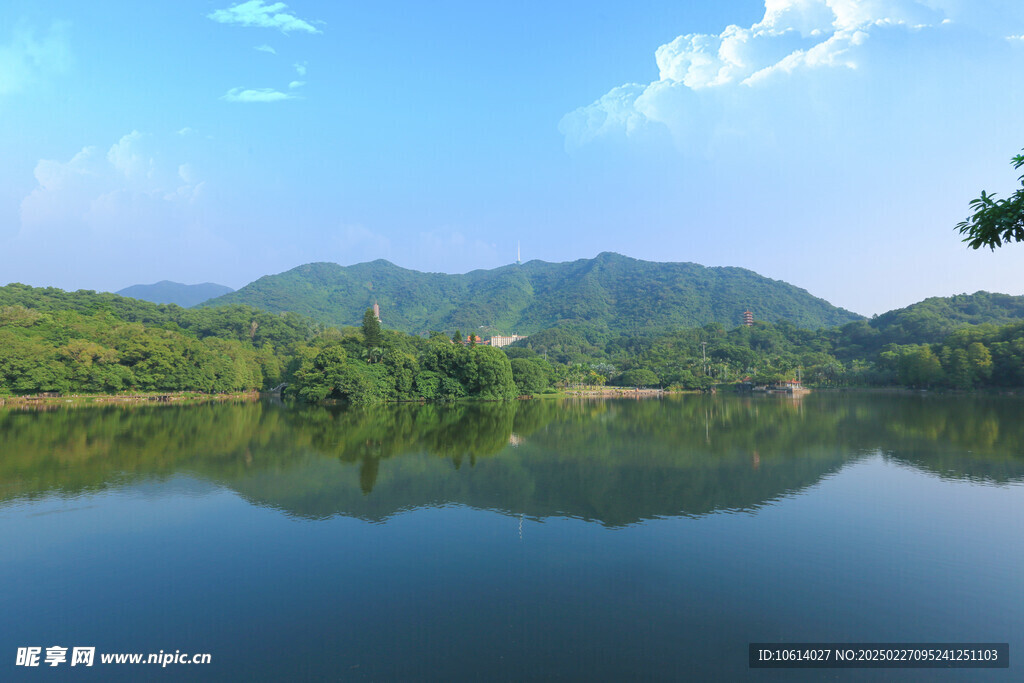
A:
1,0,1023,315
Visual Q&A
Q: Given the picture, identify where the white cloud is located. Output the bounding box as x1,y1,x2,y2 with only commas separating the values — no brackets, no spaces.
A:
8,132,224,291
255,44,277,54
107,131,155,179
177,126,196,136
0,21,71,96
294,62,307,76
207,1,321,34
221,86,295,102
561,0,946,147
558,84,650,147
19,131,204,239
29,146,98,195
1007,34,1024,41
743,28,869,85
288,80,305,89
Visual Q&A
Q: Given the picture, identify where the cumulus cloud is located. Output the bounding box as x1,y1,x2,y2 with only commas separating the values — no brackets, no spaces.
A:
558,84,651,146
107,131,155,179
255,44,277,54
288,80,305,89
560,0,946,147
1007,35,1024,41
8,132,231,291
0,21,71,96
743,28,870,85
294,62,307,76
221,86,295,102
207,1,321,34
19,131,204,238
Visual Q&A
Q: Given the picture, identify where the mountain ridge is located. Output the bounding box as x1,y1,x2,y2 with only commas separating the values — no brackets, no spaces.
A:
830,290,1024,359
116,280,234,308
203,253,864,333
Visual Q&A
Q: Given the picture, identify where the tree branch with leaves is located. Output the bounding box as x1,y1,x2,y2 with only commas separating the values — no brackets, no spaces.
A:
956,149,1024,249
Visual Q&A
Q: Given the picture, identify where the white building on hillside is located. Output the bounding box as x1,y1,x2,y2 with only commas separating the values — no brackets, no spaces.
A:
489,334,528,348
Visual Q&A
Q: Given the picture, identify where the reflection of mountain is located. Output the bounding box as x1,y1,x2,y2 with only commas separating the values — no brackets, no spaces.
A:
1,395,1022,526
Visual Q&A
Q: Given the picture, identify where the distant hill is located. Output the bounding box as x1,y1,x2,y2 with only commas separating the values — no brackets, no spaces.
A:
116,281,234,307
873,291,1024,336
203,252,863,333
832,291,1024,359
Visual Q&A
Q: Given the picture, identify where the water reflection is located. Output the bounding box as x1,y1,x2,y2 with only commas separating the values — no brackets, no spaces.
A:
1,394,1022,525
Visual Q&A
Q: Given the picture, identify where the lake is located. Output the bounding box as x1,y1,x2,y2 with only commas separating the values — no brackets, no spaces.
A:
1,394,1022,681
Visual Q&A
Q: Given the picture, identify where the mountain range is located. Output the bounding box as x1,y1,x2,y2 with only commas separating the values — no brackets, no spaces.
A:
202,252,862,333
116,281,234,307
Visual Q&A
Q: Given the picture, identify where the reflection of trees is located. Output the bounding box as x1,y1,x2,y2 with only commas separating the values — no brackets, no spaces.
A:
0,401,526,501
1,394,1023,524
290,401,518,469
0,402,275,499
866,395,1024,483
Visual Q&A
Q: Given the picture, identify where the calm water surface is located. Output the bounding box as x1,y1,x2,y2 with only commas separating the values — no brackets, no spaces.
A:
1,394,1022,681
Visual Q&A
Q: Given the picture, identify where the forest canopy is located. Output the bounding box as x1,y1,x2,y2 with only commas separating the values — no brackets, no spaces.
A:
2,284,1024,399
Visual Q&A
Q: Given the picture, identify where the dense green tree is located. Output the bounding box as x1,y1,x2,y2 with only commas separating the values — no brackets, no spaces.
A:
615,369,660,388
362,308,383,351
467,346,517,400
945,348,974,389
897,346,944,388
382,348,418,400
291,343,349,402
509,358,550,395
5,281,1024,399
284,330,518,404
414,370,441,400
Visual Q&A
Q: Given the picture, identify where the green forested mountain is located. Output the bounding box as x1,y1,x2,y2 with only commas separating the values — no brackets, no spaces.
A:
0,284,519,401
0,284,316,394
830,291,1024,360
506,288,1024,391
872,291,1024,340
202,253,863,333
0,284,316,347
116,280,233,307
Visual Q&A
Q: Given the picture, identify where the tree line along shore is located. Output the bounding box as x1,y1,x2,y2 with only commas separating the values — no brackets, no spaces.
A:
2,283,1024,404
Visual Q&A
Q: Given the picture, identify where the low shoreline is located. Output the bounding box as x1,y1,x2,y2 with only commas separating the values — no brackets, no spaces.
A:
0,391,261,408
553,387,676,398
3,385,1019,410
